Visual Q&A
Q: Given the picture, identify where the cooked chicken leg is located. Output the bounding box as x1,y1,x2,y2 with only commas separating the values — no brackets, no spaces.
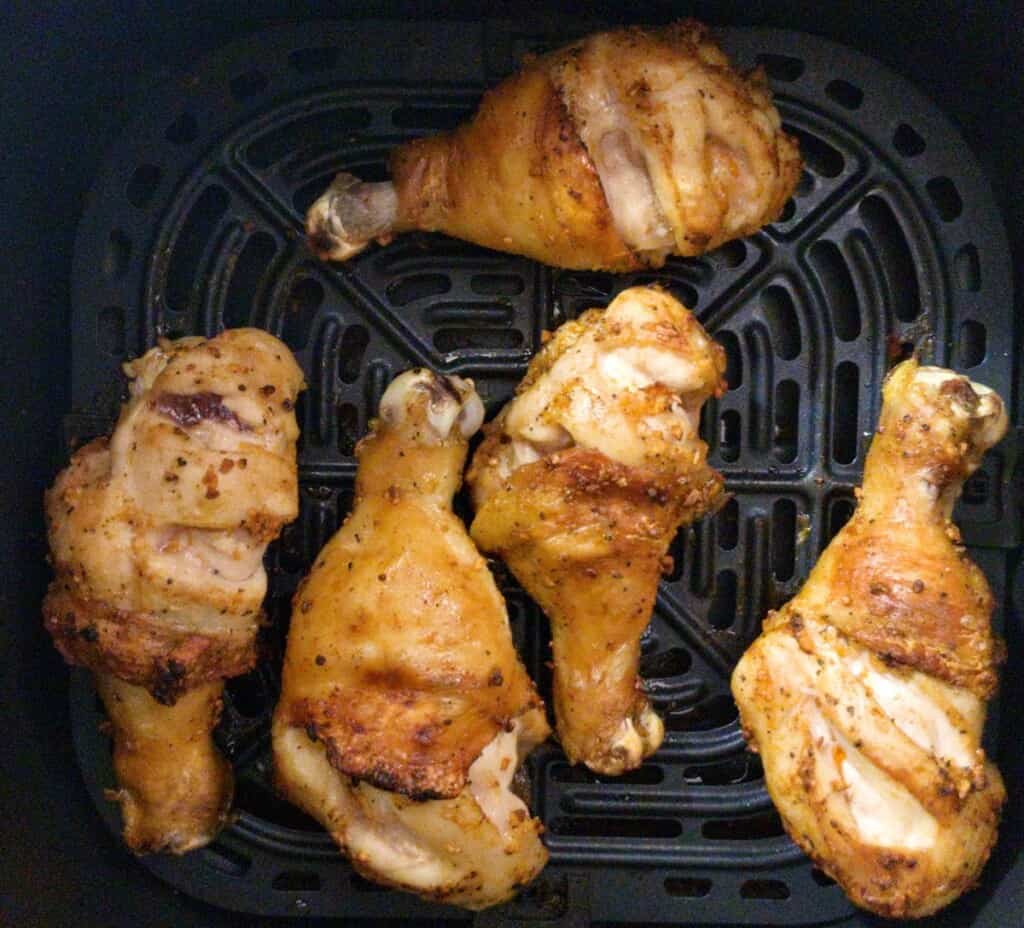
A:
467,287,726,774
307,20,800,270
95,674,233,853
44,329,303,852
273,369,550,909
732,360,1007,919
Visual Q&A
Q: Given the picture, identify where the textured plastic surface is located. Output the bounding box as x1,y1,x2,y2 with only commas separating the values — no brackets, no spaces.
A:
65,19,1019,927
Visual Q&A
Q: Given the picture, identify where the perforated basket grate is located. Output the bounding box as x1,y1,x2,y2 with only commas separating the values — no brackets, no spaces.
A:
66,19,1019,927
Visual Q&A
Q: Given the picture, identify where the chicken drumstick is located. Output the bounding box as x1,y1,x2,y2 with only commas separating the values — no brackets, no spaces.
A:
272,369,550,909
732,359,1007,918
44,329,303,853
307,20,800,270
468,286,726,774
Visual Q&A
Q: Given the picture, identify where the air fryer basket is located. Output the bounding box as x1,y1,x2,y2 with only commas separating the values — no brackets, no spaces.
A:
41,13,1022,928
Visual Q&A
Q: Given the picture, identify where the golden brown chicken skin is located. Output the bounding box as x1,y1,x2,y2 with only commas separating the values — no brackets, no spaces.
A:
732,360,1007,919
468,286,725,774
307,20,800,270
43,329,303,853
96,675,232,854
273,369,550,909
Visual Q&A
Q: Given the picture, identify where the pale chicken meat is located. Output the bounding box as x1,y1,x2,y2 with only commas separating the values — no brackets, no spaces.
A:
43,329,303,852
306,20,800,270
272,369,550,909
468,286,726,774
732,360,1007,919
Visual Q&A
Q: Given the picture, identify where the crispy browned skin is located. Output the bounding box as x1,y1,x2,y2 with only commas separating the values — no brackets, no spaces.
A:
273,370,550,909
732,360,1008,919
43,329,303,853
472,447,721,771
306,20,800,270
45,556,255,705
468,287,725,774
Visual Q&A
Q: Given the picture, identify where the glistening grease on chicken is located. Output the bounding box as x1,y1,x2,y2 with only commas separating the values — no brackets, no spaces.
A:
468,286,726,775
732,360,1008,919
43,329,303,853
272,369,550,910
307,20,800,270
